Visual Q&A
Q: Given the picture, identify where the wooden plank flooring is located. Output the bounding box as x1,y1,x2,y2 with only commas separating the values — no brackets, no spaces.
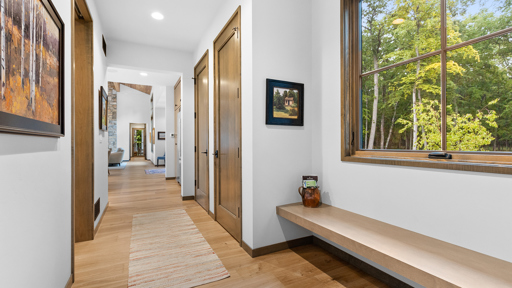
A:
73,158,389,288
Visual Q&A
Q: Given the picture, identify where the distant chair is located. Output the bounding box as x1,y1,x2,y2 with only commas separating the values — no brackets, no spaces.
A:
157,154,165,167
109,148,125,166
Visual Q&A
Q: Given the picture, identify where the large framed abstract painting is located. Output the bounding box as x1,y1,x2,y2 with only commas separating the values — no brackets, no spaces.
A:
0,0,65,137
99,86,107,131
266,79,304,126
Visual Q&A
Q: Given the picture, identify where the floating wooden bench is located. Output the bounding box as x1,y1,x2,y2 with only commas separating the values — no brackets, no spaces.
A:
277,203,512,288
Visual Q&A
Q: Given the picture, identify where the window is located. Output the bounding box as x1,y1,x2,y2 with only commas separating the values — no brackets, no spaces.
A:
341,0,512,173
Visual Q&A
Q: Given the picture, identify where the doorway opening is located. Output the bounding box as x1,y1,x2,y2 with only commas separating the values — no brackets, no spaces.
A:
130,124,147,159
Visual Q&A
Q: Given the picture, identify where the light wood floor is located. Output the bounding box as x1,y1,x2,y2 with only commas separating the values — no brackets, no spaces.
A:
74,158,388,288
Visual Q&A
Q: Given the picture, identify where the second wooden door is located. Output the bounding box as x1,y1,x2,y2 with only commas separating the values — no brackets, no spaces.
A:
214,7,242,243
195,51,209,211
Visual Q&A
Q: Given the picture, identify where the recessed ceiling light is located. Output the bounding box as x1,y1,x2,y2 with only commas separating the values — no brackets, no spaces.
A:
140,72,148,76
151,12,164,20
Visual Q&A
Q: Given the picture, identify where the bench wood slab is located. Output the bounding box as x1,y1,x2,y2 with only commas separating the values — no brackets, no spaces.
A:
277,203,512,288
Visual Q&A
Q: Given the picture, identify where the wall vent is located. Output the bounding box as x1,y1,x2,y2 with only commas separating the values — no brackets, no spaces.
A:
94,198,101,221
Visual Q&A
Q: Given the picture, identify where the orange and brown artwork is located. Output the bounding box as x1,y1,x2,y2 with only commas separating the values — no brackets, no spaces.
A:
0,0,61,125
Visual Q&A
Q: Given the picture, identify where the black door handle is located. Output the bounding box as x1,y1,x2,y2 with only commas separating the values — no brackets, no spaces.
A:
212,150,219,158
201,149,208,155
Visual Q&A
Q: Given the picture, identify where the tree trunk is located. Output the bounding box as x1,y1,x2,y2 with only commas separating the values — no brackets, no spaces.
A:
365,90,368,149
380,87,386,149
385,102,398,149
494,131,498,151
417,89,428,150
380,109,385,149
21,0,24,88
39,8,43,86
1,0,5,100
411,129,414,150
29,0,33,106
30,0,35,111
368,54,379,149
412,86,418,150
412,47,421,150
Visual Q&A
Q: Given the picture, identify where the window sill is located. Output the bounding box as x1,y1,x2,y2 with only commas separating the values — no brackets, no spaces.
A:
342,152,512,175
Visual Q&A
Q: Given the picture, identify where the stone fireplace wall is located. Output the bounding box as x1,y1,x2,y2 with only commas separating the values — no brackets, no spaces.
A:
108,82,118,150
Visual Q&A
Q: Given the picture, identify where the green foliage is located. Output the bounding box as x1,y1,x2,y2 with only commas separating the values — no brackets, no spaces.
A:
288,90,298,105
136,130,142,144
397,99,498,151
362,0,511,151
274,90,285,110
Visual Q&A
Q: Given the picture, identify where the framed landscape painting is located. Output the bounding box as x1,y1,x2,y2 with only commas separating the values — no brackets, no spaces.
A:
0,0,65,137
266,79,304,126
99,86,108,131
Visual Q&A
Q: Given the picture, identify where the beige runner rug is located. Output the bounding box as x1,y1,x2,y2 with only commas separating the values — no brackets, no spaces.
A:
128,210,230,287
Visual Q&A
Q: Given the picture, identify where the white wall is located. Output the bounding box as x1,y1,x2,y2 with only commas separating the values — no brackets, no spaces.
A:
147,86,167,165
108,40,195,197
250,0,314,249
0,0,71,286
193,0,254,246
154,107,166,162
0,0,110,285
311,0,512,265
117,85,150,161
89,0,109,229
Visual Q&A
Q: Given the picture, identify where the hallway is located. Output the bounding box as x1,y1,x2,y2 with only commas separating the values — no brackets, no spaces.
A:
73,158,388,288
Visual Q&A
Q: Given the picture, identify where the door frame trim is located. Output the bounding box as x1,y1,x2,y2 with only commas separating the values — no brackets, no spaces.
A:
174,78,182,183
194,50,210,213
72,0,93,283
213,6,242,243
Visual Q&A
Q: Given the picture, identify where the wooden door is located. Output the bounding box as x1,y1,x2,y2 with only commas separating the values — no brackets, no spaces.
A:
174,78,181,181
195,51,210,211
74,7,95,244
214,7,242,242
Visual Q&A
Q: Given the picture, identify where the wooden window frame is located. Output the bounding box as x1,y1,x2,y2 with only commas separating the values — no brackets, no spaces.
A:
340,0,512,175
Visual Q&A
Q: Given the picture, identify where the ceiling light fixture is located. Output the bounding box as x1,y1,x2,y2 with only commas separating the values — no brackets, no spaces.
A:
140,72,148,76
392,18,405,25
151,12,164,20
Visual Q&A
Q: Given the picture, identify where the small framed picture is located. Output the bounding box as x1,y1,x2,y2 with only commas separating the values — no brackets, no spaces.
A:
266,79,304,126
99,86,108,131
158,131,165,140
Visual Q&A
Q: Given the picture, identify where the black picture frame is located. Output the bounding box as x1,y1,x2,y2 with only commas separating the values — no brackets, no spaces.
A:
99,86,108,131
0,0,65,137
158,132,165,140
266,79,304,126
102,35,107,57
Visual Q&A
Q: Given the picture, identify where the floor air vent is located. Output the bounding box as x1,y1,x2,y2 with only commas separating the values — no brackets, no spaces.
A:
94,198,100,221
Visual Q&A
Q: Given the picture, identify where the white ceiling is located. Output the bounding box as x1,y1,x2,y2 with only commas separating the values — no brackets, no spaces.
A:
107,67,180,87
94,0,228,51
108,67,181,108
